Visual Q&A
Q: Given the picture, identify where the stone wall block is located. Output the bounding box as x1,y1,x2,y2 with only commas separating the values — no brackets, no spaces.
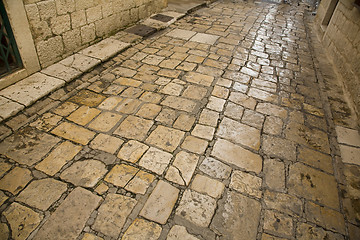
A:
95,14,120,38
102,3,114,18
86,6,103,23
63,28,82,52
51,14,71,35
29,20,52,42
25,4,40,23
55,0,76,15
71,10,87,28
81,23,96,44
75,0,95,11
37,36,64,67
37,0,56,20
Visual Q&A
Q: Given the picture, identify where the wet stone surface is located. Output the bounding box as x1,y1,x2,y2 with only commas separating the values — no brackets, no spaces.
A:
0,0,357,239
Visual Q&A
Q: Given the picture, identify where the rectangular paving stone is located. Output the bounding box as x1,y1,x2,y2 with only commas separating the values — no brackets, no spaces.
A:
139,147,173,174
117,140,149,163
88,111,123,132
36,141,82,176
122,218,162,240
166,151,199,185
262,135,297,161
67,106,101,126
69,90,106,107
34,187,101,240
335,126,360,147
0,167,32,195
80,38,130,61
114,115,153,141
140,180,179,224
263,158,285,192
181,135,208,154
183,72,214,87
51,122,96,145
41,63,82,82
212,138,262,174
0,73,64,107
146,125,185,152
230,170,262,198
125,170,155,195
90,134,124,154
298,146,333,174
339,145,360,165
0,96,24,120
190,33,219,44
104,164,138,187
59,54,101,72
263,210,293,238
263,190,303,217
161,96,197,113
191,174,225,198
166,29,196,40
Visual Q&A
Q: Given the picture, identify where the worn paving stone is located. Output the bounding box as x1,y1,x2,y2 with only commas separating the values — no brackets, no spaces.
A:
0,167,32,195
69,90,105,107
139,147,173,174
335,126,360,147
0,160,11,177
339,145,360,165
175,189,217,227
228,91,257,110
67,105,101,125
241,109,265,129
116,99,142,114
263,116,283,136
117,140,149,163
98,96,123,110
173,114,196,131
90,133,124,154
212,138,262,174
80,38,130,61
298,146,333,174
190,33,219,44
0,128,60,166
166,29,196,40
181,135,208,154
60,53,101,72
263,158,285,192
161,96,197,113
230,170,262,198
263,210,293,238
191,174,225,198
0,190,8,206
288,162,340,210
3,202,43,240
52,101,79,116
224,102,244,120
182,85,208,100
60,160,107,188
34,187,101,240
122,218,162,240
52,122,96,145
88,111,123,132
191,124,215,141
82,233,104,240
140,180,179,224
125,170,155,194
104,164,138,187
262,135,297,161
199,109,219,127
211,190,261,240
114,115,153,141
136,103,162,119
93,193,137,238
166,151,199,185
199,157,232,179
146,125,185,152
167,225,200,240
0,96,24,119
296,222,345,240
207,96,226,112
263,190,303,216
30,112,63,131
36,141,82,176
183,72,214,87
41,63,81,82
16,178,67,211
0,223,9,240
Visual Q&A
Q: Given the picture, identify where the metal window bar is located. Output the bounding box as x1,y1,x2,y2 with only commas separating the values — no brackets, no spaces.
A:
0,0,22,77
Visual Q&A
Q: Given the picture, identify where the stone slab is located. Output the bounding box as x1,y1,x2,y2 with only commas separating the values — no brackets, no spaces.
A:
80,38,130,61
139,147,173,175
0,96,24,119
122,218,162,240
0,73,64,106
51,122,96,145
190,33,219,44
60,54,101,72
339,144,360,165
336,126,360,147
167,225,200,240
34,187,101,240
146,125,185,152
41,63,82,82
166,29,196,40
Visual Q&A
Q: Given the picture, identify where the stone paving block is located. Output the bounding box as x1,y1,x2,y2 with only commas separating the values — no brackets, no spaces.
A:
199,109,219,127
261,233,287,240
207,96,226,112
263,190,303,216
114,115,153,141
0,96,24,119
298,146,333,174
16,178,67,211
0,73,64,106
191,124,215,140
156,108,177,125
181,135,208,154
211,190,261,240
88,111,123,132
30,112,63,132
167,225,200,240
182,85,208,100
0,167,32,195
190,33,219,44
41,63,82,82
191,174,225,198
52,101,79,116
339,145,360,165
223,71,251,84
288,162,339,210
263,210,293,238
121,87,144,98
166,29,196,40
0,223,9,240
241,109,265,129
60,160,107,188
60,53,101,72
139,147,173,174
199,157,232,179
256,102,288,119
0,161,11,177
82,233,104,240
0,128,60,166
217,117,261,150
212,85,229,99
176,189,217,227
90,133,124,154
115,77,142,87
52,122,96,145
248,88,277,103
183,72,214,87
4,202,43,240
140,180,179,224
136,103,162,119
112,66,137,77
230,170,262,198
262,135,296,161
80,38,130,61
263,116,283,136
224,102,244,121
104,164,138,187
229,91,257,109
67,105,101,125
122,218,162,240
166,151,199,185
161,96,197,113
69,90,106,107
160,82,184,96
116,99,142,114
36,141,82,176
125,170,155,194
173,114,196,131
296,222,344,240
212,138,262,174
146,125,185,152
118,140,149,163
93,193,137,238
34,187,101,240
263,158,285,192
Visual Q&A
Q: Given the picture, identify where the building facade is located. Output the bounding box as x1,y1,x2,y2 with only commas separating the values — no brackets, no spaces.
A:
0,0,167,89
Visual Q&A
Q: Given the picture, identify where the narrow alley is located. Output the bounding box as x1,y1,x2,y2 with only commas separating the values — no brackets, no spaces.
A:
0,0,359,239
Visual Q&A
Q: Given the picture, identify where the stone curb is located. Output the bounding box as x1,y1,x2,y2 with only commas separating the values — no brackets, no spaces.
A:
0,2,208,123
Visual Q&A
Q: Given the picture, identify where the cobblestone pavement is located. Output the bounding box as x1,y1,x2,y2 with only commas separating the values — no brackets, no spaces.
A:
0,0,360,239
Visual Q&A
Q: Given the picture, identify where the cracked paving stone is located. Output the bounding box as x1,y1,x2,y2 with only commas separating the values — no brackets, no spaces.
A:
211,190,261,240
93,193,137,238
191,174,225,198
167,225,200,240
16,178,67,211
165,151,199,185
230,170,262,198
212,138,262,174
34,187,101,239
30,112,63,132
0,127,60,166
0,167,32,195
140,180,179,224
35,141,82,176
146,125,185,152
114,115,154,141
52,101,79,116
176,189,217,228
117,140,149,163
125,170,155,194
122,218,162,240
173,114,196,131
104,164,138,187
60,160,107,188
139,147,173,174
3,202,43,240
51,122,96,145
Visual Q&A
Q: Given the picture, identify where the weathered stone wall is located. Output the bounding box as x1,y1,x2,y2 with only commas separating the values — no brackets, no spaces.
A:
23,0,167,68
316,0,360,120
